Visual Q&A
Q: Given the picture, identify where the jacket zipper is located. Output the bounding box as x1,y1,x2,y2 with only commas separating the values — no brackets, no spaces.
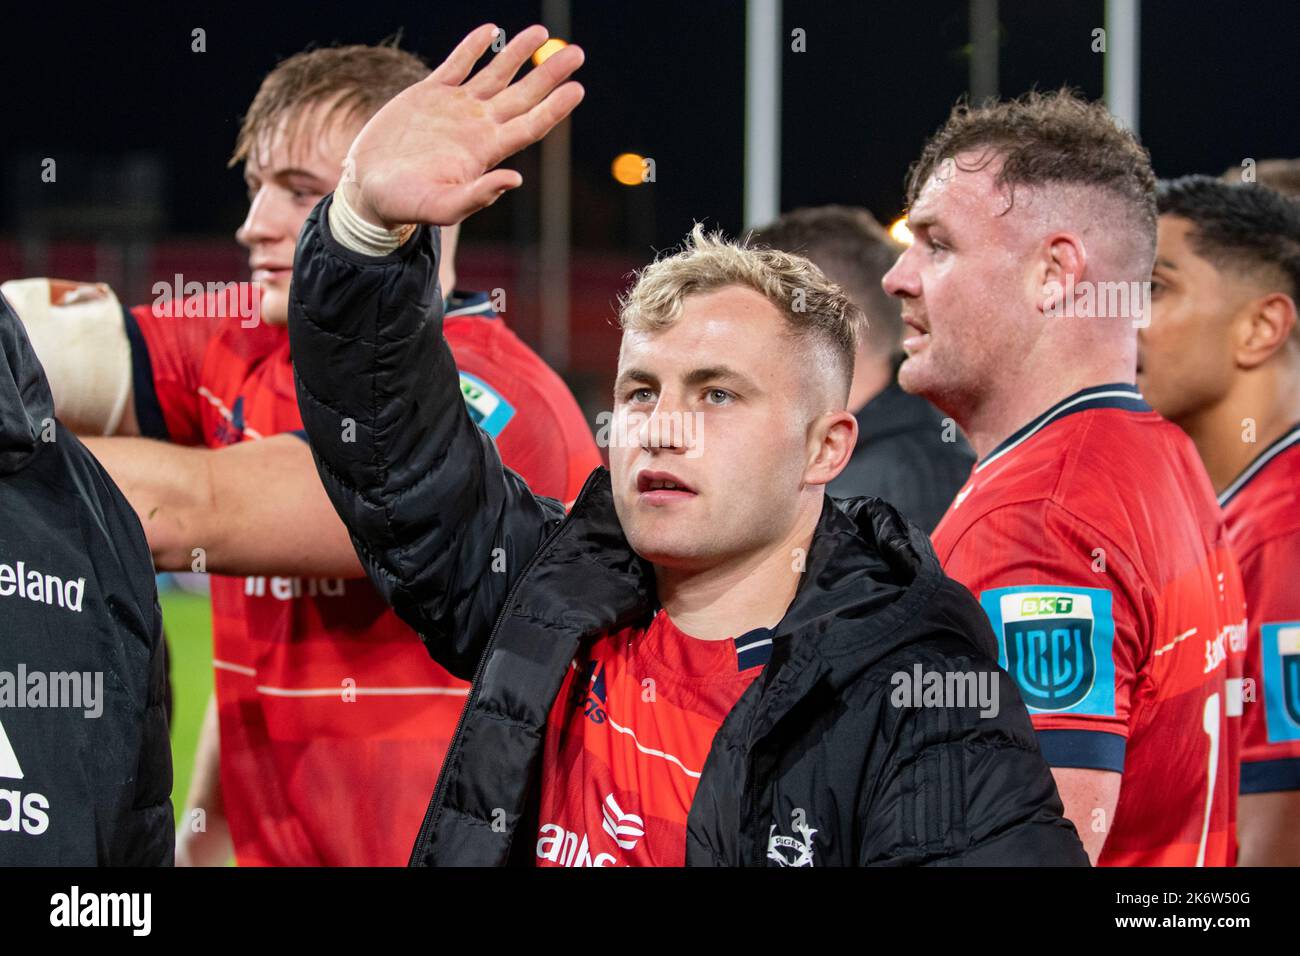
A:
742,652,821,866
408,507,580,865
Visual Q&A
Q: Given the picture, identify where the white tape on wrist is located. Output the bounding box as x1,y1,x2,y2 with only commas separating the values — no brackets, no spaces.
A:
328,186,416,256
1,278,132,435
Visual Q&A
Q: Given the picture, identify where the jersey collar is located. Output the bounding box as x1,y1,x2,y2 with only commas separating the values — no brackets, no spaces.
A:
1217,420,1300,508
975,383,1151,474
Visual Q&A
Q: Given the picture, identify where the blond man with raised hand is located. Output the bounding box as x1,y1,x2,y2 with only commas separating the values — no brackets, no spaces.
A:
288,24,1087,867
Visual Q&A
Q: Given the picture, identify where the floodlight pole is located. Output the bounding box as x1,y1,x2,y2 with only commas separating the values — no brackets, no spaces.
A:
744,0,781,230
969,0,999,105
1104,0,1141,133
540,0,572,370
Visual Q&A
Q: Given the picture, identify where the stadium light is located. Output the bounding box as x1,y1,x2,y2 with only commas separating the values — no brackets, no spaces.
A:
889,216,914,246
532,37,569,66
612,152,647,187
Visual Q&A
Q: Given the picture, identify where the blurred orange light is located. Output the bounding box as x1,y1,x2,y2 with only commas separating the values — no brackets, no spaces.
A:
889,216,914,246
532,38,569,66
612,153,646,187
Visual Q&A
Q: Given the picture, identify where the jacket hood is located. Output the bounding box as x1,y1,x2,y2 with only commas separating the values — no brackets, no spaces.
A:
789,494,993,687
0,291,55,474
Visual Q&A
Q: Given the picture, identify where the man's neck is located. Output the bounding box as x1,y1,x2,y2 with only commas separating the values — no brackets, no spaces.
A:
1178,363,1300,494
654,502,822,642
960,364,1135,461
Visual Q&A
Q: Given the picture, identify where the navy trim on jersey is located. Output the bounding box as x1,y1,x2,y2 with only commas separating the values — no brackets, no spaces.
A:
976,383,1151,474
1241,756,1300,794
121,306,169,441
287,429,308,443
1035,729,1127,772
444,290,496,319
1217,421,1300,508
735,628,774,670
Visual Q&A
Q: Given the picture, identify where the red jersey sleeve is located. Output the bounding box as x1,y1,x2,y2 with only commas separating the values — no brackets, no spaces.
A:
1238,534,1300,792
942,499,1152,772
446,333,601,505
492,376,601,505
125,297,224,445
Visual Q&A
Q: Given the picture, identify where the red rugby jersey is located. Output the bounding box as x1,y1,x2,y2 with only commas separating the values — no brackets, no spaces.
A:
932,384,1247,867
533,610,772,867
1219,422,1300,794
126,285,602,866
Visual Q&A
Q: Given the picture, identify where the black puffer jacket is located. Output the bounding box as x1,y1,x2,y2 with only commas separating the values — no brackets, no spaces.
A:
0,292,172,865
290,198,1087,867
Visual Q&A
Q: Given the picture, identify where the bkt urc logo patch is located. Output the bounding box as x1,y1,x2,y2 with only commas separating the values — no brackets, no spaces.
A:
1260,623,1300,742
980,586,1117,715
459,372,515,438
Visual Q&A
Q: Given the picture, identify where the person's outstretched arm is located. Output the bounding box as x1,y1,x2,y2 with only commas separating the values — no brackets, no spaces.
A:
83,434,368,578
290,23,586,679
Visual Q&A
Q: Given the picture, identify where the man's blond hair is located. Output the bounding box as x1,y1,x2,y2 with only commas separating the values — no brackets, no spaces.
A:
618,224,861,400
230,41,429,167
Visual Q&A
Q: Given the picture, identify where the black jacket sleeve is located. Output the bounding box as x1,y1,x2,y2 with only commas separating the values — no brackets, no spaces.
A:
288,197,565,680
860,645,1090,866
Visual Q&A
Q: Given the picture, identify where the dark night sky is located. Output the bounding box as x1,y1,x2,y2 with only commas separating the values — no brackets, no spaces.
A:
3,0,1298,254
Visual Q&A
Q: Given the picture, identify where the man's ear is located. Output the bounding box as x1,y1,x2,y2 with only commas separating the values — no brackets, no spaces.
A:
804,410,858,487
1236,292,1298,370
1037,233,1088,318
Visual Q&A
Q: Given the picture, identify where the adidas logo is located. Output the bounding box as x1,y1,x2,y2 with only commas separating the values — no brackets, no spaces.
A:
0,714,51,835
0,715,21,780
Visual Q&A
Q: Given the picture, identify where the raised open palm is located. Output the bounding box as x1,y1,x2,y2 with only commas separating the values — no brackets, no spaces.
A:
342,23,585,229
